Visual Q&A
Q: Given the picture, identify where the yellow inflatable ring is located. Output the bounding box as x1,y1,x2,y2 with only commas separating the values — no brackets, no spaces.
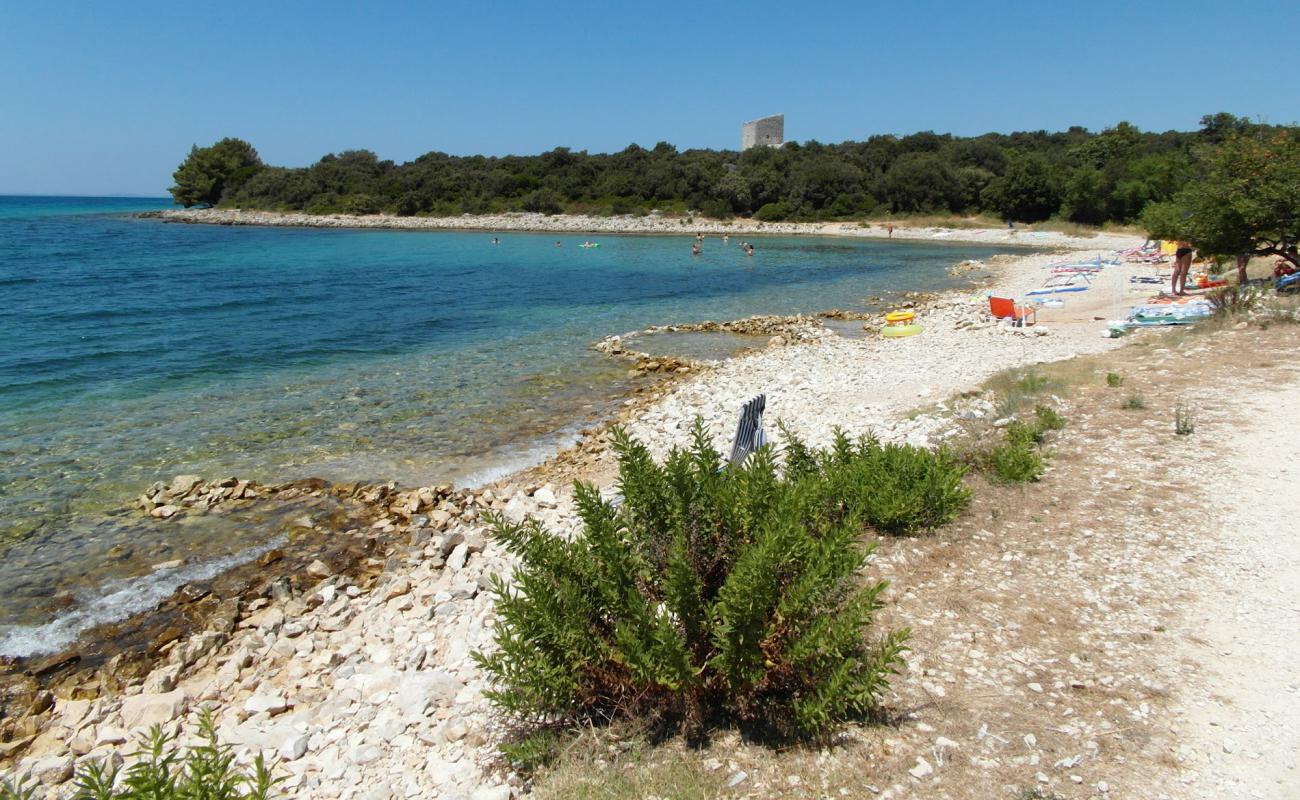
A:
885,310,915,324
881,324,923,338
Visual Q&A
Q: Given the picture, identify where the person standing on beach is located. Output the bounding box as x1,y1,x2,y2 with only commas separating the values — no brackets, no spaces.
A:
887,224,894,238
1173,240,1195,295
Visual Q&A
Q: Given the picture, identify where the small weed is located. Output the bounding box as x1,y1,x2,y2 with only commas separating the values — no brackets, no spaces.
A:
1207,283,1266,316
1017,372,1051,393
1175,405,1196,436
986,438,1045,484
1106,372,1124,388
1033,405,1065,433
1018,789,1065,800
1122,396,1147,410
973,406,1065,484
500,728,565,772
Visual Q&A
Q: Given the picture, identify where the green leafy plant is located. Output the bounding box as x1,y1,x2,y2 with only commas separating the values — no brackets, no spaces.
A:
984,437,1046,484
0,709,281,800
976,406,1065,484
0,777,36,800
1206,283,1265,316
1032,405,1066,435
476,422,939,751
1122,395,1147,410
1106,372,1124,388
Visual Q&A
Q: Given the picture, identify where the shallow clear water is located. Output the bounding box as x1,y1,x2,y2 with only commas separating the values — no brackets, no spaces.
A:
0,196,1023,652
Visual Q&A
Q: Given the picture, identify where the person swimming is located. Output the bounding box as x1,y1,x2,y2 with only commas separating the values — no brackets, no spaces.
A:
691,243,702,256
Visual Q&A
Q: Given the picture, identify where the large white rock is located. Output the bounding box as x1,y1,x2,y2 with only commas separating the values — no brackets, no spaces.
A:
243,692,288,716
119,690,187,730
279,732,310,762
29,755,74,786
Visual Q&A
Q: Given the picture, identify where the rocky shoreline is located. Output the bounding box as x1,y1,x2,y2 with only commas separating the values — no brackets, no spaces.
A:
144,208,1143,251
0,237,1150,797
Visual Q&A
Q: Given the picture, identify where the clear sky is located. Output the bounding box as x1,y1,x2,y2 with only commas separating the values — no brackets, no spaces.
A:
2,0,1296,196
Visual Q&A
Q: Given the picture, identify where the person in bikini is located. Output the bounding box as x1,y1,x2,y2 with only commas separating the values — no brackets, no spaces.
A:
1172,240,1195,295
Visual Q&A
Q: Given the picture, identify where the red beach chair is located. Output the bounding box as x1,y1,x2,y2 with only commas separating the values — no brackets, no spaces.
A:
988,296,1036,326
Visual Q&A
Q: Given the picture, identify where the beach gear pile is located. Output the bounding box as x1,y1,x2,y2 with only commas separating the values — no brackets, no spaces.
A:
1110,296,1214,332
1025,254,1117,298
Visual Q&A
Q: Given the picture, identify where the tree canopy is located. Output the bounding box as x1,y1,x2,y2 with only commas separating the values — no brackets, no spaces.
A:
169,138,264,208
1141,128,1300,268
172,114,1295,227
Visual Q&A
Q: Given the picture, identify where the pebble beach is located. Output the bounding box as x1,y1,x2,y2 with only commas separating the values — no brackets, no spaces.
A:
3,219,1162,798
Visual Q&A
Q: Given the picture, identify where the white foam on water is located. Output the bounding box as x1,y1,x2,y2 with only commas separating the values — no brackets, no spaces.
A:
453,427,584,489
0,536,287,659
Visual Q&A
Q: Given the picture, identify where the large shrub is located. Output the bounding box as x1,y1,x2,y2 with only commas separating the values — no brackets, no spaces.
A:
476,423,974,746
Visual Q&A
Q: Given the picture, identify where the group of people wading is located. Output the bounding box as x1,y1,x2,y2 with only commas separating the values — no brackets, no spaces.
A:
692,231,753,257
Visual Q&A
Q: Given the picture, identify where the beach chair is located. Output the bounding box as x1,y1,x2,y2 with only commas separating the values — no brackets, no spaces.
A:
728,394,768,467
988,296,1037,326
609,394,768,509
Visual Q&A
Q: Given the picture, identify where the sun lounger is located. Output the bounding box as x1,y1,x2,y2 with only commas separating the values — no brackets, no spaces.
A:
609,395,768,508
728,394,768,467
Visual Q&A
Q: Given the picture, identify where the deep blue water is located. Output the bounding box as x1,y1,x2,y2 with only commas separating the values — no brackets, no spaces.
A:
0,195,1020,653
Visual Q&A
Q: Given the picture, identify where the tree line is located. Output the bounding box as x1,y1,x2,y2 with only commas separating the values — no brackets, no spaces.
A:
170,113,1294,239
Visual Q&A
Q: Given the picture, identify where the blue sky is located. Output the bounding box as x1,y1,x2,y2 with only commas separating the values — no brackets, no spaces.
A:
2,0,1296,196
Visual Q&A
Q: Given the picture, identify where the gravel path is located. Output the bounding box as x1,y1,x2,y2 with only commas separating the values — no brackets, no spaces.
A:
1161,365,1300,798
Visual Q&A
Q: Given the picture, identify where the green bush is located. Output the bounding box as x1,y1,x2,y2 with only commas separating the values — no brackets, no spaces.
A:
977,406,1065,484
783,427,971,536
1122,395,1147,410
1032,405,1066,434
753,201,791,221
476,423,928,749
521,189,564,215
1106,372,1124,388
985,437,1046,484
0,710,277,800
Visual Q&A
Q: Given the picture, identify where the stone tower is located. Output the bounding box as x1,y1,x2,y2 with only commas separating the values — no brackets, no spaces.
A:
741,114,785,151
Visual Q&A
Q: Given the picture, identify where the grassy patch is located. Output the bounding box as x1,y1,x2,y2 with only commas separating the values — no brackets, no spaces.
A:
1122,395,1147,410
531,738,724,800
984,368,1067,418
1106,371,1124,388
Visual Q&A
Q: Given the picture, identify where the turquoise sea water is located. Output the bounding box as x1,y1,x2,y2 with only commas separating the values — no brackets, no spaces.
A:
0,196,1020,654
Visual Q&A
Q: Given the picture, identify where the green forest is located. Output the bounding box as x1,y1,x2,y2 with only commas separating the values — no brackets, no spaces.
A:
171,113,1285,227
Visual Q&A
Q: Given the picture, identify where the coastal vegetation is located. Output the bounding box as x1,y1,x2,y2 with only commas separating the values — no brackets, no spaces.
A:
0,711,277,800
169,114,1294,228
477,422,977,762
1141,127,1300,270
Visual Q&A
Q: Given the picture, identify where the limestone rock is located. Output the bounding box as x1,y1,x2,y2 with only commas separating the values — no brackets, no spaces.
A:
119,690,187,730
